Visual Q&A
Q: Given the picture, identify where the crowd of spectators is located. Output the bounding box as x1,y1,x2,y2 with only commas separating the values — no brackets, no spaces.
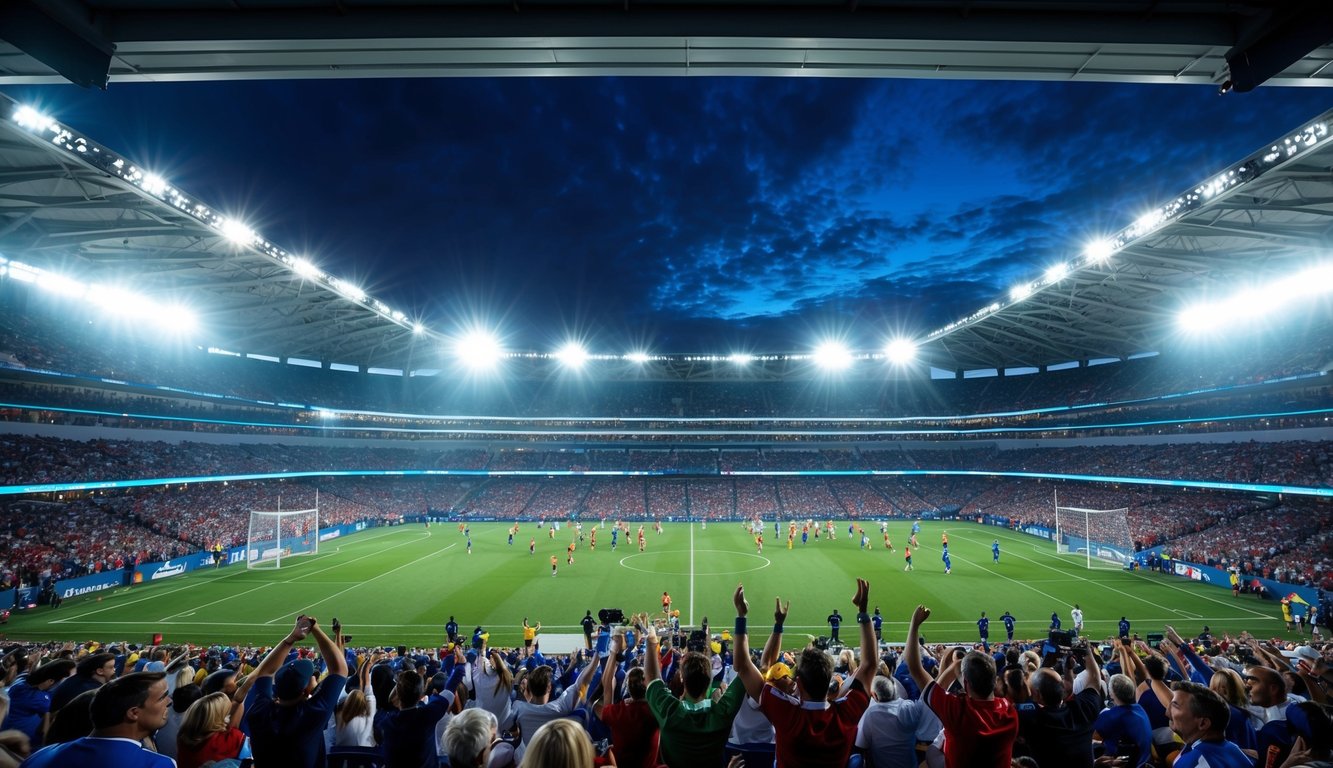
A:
2,435,1331,491
2,580,1331,768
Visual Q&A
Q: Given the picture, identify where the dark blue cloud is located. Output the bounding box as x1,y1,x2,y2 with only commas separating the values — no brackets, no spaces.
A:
5,77,1329,354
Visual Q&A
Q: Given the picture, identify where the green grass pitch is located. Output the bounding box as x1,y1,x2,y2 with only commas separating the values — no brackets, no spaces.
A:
2,521,1288,648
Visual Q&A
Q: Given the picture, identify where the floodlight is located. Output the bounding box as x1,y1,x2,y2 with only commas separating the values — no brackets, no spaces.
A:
813,341,853,370
1044,262,1069,283
555,342,590,369
291,258,320,279
1179,262,1333,333
1083,239,1114,264
626,351,650,363
331,279,366,302
220,219,256,246
141,174,168,196
728,353,754,366
1009,283,1033,301
884,338,918,365
13,105,52,132
454,330,504,369
159,304,198,333
413,322,424,334
36,272,85,299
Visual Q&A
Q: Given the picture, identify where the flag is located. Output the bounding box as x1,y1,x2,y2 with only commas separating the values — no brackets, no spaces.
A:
1286,593,1310,605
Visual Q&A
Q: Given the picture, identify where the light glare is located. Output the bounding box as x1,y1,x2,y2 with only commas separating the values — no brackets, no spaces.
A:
455,331,503,370
813,342,853,370
885,338,918,364
1084,239,1114,264
220,219,256,246
555,342,590,368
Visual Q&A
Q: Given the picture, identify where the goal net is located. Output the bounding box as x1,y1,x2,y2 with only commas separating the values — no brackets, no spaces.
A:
247,507,319,569
1054,505,1134,570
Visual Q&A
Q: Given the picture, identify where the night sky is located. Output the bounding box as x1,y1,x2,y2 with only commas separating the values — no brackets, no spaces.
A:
5,78,1330,355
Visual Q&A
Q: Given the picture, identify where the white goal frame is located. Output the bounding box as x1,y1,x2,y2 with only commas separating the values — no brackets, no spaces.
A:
247,500,320,570
1053,490,1132,570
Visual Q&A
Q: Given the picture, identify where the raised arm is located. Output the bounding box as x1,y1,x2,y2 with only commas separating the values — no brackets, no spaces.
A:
644,621,662,684
310,617,349,678
252,616,312,680
852,578,875,690
936,647,964,691
904,605,933,693
595,633,622,718
760,597,790,669
731,583,765,702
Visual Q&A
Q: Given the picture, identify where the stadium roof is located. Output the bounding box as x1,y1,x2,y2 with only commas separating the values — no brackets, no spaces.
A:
1,1,1331,90
2,91,1331,377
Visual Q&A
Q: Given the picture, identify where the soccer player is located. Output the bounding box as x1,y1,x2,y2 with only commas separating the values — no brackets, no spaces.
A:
1001,611,1015,641
909,532,919,550
872,607,883,643
827,609,842,643
787,531,794,550
611,527,619,550
1050,611,1061,631
903,548,913,572
942,547,952,575
1118,616,1131,638
551,555,558,577
589,528,597,550
662,592,672,616
992,539,1001,563
883,530,892,551
941,531,948,547
466,536,472,555
638,527,646,552
529,538,535,555
911,519,920,536
1071,604,1085,635
801,527,808,546
978,612,990,646
756,534,764,554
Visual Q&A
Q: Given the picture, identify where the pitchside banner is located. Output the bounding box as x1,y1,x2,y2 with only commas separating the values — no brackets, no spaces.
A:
132,551,218,583
55,570,127,599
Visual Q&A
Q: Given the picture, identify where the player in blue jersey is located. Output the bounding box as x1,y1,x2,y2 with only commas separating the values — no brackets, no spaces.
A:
1001,611,1015,641
942,547,952,574
992,539,1001,563
977,612,990,646
1119,616,1131,637
1050,611,1061,631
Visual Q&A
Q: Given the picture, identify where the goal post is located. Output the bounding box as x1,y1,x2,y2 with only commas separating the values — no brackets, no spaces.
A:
1053,493,1133,570
247,506,319,569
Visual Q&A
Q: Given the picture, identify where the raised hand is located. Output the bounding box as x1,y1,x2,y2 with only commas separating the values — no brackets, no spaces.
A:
911,605,931,627
774,598,790,624
734,583,749,617
853,578,869,612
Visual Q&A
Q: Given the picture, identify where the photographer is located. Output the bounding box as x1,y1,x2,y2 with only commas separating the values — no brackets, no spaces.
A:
1017,638,1102,768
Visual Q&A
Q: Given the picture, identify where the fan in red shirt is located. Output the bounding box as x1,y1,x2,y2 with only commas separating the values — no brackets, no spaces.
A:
732,578,875,768
594,631,660,768
905,604,1019,768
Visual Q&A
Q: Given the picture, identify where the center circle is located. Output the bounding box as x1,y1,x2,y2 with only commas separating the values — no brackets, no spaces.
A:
619,549,771,576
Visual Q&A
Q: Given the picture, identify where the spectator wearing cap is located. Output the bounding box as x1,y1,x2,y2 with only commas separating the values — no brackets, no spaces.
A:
502,647,601,765
594,631,659,768
48,653,115,714
242,614,349,768
376,646,466,768
905,603,1019,768
2,659,73,749
1169,681,1252,768
19,671,174,768
732,579,876,768
1290,645,1327,705
853,675,941,768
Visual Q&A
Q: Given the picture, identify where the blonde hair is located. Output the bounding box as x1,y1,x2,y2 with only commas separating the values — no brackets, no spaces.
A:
178,692,232,748
336,688,371,729
1210,668,1248,708
524,718,594,768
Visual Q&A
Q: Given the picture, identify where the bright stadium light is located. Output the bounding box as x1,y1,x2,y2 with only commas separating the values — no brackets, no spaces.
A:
813,341,853,370
290,257,320,279
220,218,256,246
13,105,53,132
728,353,754,366
1178,263,1333,334
454,330,504,370
884,338,918,365
1084,239,1114,264
1044,262,1070,283
141,173,168,197
555,342,590,369
626,351,650,364
1009,282,1034,301
413,322,424,334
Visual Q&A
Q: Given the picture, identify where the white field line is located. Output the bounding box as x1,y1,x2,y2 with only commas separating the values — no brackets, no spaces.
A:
689,523,695,627
157,530,434,622
51,526,421,625
264,540,458,624
952,531,1270,620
